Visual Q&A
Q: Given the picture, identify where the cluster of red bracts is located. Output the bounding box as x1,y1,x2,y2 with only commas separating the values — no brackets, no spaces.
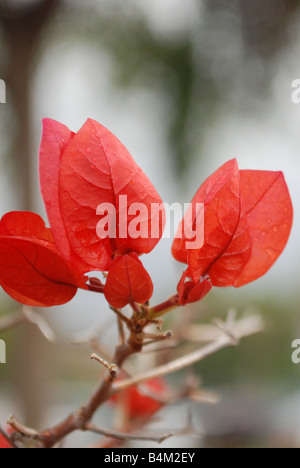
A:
0,119,293,309
174,158,293,305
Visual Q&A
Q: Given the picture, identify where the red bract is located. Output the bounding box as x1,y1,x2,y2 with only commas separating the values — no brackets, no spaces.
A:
0,212,87,307
177,271,212,306
111,378,167,420
172,159,293,289
104,253,153,308
40,118,165,273
0,430,13,449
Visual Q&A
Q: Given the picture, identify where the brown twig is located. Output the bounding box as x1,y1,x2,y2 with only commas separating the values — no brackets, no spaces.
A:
8,415,40,440
110,307,131,327
117,317,126,346
141,341,179,354
37,341,134,448
113,314,264,393
10,313,263,448
90,353,119,381
142,330,173,345
85,423,179,444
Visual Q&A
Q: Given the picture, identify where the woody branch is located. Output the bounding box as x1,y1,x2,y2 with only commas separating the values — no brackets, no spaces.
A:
7,310,264,448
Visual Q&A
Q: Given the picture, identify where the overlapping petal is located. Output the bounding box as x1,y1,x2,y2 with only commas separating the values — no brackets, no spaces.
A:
104,253,153,308
40,119,165,273
173,160,293,290
0,212,87,307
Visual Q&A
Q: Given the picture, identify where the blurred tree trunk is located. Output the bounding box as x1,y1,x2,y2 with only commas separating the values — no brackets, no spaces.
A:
0,0,61,427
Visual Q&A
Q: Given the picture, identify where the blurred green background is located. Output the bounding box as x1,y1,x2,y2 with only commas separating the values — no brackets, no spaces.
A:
0,0,300,448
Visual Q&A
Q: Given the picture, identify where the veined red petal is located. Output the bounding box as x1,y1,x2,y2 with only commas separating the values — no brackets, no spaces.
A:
104,253,153,308
234,170,293,287
173,159,241,283
208,214,251,286
0,237,87,307
0,211,53,241
172,160,293,290
39,119,92,274
58,119,165,270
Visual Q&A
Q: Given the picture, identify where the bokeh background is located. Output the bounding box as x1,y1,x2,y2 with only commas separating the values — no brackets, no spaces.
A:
0,0,300,448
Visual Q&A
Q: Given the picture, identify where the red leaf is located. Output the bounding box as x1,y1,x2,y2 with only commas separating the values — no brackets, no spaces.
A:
207,214,251,287
104,253,153,308
234,170,293,287
111,378,168,420
0,211,53,241
0,212,87,307
0,430,13,449
40,119,92,274
172,160,293,288
40,119,165,272
172,159,240,283
208,170,293,287
177,270,212,305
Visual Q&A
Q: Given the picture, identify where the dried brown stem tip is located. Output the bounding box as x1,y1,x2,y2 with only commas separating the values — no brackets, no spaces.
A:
90,353,119,378
7,415,39,440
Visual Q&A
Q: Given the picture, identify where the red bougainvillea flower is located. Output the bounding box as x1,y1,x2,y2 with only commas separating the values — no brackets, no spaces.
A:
0,212,87,307
40,118,165,274
173,159,293,295
111,378,168,421
0,429,13,449
104,253,153,308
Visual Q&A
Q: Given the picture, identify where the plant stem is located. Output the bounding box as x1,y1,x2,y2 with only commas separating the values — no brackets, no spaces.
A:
149,295,179,318
39,342,134,448
112,314,264,392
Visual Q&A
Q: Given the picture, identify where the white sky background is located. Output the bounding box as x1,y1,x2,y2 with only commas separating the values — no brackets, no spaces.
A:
1,0,300,336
